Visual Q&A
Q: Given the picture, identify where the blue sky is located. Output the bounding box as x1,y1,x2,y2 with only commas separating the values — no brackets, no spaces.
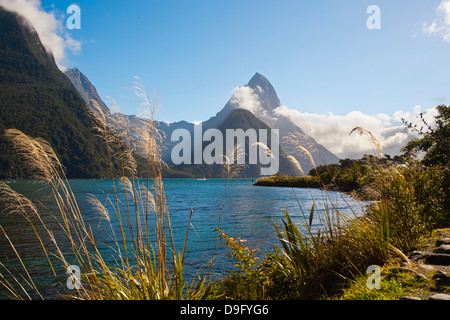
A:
37,0,449,124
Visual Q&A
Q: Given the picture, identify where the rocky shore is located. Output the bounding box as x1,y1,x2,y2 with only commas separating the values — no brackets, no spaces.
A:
396,229,450,300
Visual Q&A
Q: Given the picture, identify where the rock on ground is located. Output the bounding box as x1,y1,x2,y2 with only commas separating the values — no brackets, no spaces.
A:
429,293,450,300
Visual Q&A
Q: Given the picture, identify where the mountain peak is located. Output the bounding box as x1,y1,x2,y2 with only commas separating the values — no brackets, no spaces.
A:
245,72,281,112
247,72,271,90
248,72,265,82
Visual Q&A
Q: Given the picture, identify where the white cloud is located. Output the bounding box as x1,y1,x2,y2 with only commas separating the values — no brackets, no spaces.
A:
423,0,450,43
229,85,281,127
230,86,263,115
273,105,438,159
0,0,81,70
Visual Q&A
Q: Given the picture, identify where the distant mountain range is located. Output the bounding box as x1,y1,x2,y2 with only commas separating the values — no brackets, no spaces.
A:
0,6,339,179
66,67,340,177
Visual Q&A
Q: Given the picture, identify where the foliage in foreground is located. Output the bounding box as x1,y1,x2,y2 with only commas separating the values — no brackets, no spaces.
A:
220,106,449,300
220,162,447,299
0,82,218,300
0,105,448,300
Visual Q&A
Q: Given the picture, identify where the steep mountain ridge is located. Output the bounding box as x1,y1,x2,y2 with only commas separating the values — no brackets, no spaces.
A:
0,7,116,178
64,67,110,116
64,70,340,177
203,73,340,173
66,69,339,176
66,68,302,177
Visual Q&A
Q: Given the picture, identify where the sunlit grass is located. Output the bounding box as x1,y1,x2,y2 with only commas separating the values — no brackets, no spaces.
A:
0,81,217,300
336,267,428,300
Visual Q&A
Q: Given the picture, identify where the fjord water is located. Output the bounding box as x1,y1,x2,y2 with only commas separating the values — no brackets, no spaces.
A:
0,178,367,298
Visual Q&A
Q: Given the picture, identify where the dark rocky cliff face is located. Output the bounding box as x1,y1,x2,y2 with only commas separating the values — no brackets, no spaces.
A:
65,67,111,116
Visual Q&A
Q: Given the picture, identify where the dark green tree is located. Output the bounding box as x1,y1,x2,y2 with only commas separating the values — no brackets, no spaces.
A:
401,105,449,227
402,105,449,167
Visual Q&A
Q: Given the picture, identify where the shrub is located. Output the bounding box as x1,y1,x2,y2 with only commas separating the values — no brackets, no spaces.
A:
370,164,448,252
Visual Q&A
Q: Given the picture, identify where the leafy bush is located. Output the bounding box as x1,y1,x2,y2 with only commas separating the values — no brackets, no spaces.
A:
402,105,449,167
217,229,272,299
370,164,448,252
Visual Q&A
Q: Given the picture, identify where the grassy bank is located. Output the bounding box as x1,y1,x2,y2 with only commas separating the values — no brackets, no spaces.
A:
254,175,322,189
219,164,449,299
218,106,449,299
254,155,406,201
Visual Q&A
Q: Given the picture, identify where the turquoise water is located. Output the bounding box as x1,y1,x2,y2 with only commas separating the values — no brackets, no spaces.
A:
0,178,367,298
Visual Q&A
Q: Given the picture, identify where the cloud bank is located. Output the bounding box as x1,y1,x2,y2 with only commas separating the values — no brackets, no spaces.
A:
273,105,438,159
230,86,264,115
423,0,450,43
227,86,437,159
0,0,81,70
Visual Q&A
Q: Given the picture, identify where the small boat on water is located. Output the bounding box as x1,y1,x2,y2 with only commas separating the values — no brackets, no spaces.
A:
196,177,207,181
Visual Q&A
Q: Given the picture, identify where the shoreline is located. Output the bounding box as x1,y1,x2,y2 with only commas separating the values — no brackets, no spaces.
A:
253,176,379,201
